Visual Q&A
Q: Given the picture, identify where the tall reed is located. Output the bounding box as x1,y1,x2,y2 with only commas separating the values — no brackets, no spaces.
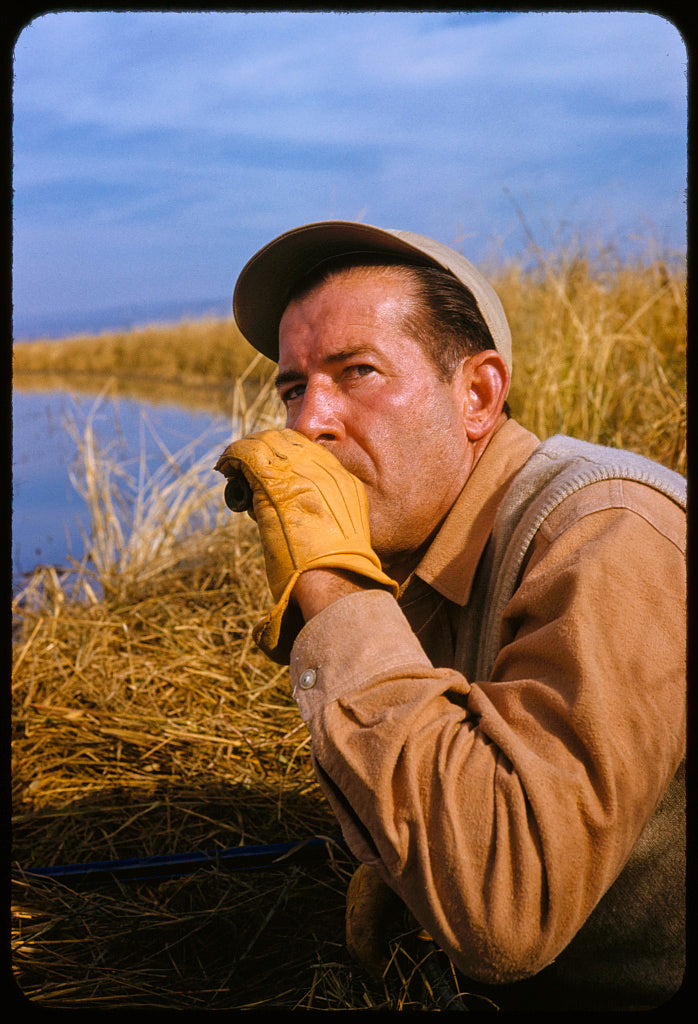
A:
494,242,686,473
13,315,274,384
59,370,282,599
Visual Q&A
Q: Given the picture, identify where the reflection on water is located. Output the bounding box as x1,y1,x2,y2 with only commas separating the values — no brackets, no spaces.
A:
12,385,235,586
14,370,239,419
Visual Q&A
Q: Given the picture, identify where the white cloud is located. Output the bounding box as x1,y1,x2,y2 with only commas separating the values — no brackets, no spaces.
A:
14,11,686,135
12,10,687,319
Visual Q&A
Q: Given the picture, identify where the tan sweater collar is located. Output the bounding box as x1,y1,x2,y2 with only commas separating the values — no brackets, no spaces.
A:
412,418,540,606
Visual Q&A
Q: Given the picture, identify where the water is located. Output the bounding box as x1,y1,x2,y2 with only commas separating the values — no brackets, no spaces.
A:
11,386,234,590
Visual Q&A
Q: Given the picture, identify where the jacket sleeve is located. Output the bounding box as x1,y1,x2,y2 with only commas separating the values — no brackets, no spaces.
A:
288,481,686,984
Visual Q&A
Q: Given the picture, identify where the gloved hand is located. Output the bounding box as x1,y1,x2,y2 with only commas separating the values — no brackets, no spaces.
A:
346,862,407,976
215,428,398,662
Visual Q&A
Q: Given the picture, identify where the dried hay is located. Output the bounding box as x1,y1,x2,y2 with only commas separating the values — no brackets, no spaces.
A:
11,394,476,1011
12,533,473,1010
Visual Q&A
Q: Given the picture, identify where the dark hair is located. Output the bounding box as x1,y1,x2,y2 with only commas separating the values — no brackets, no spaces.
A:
396,264,496,381
286,254,496,382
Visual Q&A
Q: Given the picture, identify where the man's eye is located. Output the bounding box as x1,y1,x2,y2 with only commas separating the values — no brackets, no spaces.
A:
280,383,305,404
349,364,375,379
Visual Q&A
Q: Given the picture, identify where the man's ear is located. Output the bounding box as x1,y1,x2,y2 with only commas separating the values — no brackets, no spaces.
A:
456,351,510,441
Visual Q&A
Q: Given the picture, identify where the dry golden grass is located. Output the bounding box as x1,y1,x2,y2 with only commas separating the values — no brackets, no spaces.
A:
11,239,686,1010
13,315,275,385
495,245,686,474
12,495,471,1009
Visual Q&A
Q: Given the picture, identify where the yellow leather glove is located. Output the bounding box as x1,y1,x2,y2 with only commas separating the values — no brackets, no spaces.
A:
346,863,407,976
215,428,398,662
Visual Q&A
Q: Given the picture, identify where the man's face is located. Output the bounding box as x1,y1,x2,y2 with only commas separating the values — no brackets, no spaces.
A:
276,268,475,576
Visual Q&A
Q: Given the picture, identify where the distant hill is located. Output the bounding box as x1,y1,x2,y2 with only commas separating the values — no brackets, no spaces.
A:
13,296,232,342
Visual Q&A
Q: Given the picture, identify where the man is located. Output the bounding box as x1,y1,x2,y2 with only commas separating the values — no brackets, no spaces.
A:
215,221,686,1011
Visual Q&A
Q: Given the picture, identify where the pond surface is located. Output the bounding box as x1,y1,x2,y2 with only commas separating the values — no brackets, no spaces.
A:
12,386,235,590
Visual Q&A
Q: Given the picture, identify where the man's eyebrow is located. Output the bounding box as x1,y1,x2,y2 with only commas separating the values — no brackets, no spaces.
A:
275,346,379,390
275,368,303,391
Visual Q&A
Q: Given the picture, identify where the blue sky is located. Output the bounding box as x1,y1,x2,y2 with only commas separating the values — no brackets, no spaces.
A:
11,10,687,335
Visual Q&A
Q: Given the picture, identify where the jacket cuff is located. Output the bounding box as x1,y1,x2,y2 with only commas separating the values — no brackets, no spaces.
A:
289,589,432,721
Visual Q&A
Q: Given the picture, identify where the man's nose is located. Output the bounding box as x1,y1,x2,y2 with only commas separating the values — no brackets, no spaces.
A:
288,381,345,443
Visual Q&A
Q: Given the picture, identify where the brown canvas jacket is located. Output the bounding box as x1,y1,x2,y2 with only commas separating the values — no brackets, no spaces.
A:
289,418,686,1009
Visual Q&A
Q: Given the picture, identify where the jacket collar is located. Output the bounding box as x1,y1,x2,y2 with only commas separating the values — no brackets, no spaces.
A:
411,418,540,606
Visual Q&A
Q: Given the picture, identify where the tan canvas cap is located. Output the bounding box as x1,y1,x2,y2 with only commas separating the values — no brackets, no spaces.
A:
233,220,512,374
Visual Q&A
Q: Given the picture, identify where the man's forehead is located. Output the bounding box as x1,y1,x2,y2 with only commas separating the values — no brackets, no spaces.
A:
275,267,420,381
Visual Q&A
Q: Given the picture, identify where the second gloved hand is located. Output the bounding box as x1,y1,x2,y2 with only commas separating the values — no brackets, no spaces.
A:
215,428,398,661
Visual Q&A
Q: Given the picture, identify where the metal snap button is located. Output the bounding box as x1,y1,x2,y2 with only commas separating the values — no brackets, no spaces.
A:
298,668,317,690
